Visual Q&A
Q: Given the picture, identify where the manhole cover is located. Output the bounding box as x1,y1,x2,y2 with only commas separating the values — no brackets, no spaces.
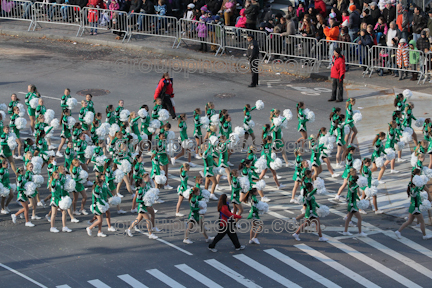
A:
76,89,110,97
214,93,236,99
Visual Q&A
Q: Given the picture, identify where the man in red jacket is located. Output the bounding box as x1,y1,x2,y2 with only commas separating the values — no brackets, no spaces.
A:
329,48,345,102
154,72,176,119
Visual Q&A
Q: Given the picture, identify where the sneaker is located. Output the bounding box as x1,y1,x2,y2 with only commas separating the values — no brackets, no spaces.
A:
335,163,341,168
71,218,79,223
235,245,246,251
334,195,340,200
227,161,234,167
126,229,133,237
25,222,35,227
97,232,107,237
149,233,158,239
378,180,386,184
252,238,260,244
5,206,10,213
87,220,92,225
358,232,367,237
199,171,204,177
208,247,218,252
134,226,141,232
31,215,41,220
37,201,44,207
292,233,301,241
331,173,340,178
130,208,137,213
117,209,127,214
375,210,384,214
390,170,399,174
359,210,367,215
209,194,218,201
56,151,63,157
176,212,184,217
45,215,51,222
164,185,173,190
62,226,72,233
195,154,202,159
183,238,193,244
264,175,270,179
155,199,165,203
189,162,197,167
342,231,352,236
1,209,8,214
394,231,402,239
249,239,254,244
73,210,81,215
215,184,221,191
48,145,56,150
278,184,286,190
117,193,124,198
206,236,215,243
276,175,282,180
171,158,176,165
86,227,92,236
318,237,328,242
20,214,24,219
152,227,161,232
107,227,116,232
50,227,59,233
261,196,271,202
423,235,432,240
348,221,355,227
397,158,407,163
80,209,89,215
290,199,296,203
11,214,17,224
153,209,158,213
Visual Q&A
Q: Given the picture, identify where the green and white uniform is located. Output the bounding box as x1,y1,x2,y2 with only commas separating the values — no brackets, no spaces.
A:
371,138,386,163
193,112,202,138
304,188,319,219
230,176,242,205
402,106,416,128
178,169,188,196
342,153,353,179
24,170,37,199
91,147,104,173
71,165,85,192
297,108,308,132
360,165,372,190
25,92,39,117
136,182,152,213
247,194,260,220
74,138,87,164
60,94,71,111
79,106,90,131
293,155,303,181
105,166,116,191
0,132,12,158
243,107,256,135
90,184,106,216
157,139,169,166
9,113,20,139
8,100,19,115
188,194,203,222
347,183,360,213
35,104,46,120
16,175,28,202
408,184,422,214
345,102,354,128
203,144,214,177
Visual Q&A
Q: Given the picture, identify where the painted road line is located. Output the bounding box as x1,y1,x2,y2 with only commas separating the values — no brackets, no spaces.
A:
175,264,223,288
322,234,422,288
117,274,149,288
18,92,61,101
333,230,382,240
88,279,111,288
146,269,186,288
204,259,262,288
0,263,48,288
56,285,72,288
233,254,302,288
294,244,380,288
264,249,341,288
383,230,432,259
356,236,432,280
141,232,193,256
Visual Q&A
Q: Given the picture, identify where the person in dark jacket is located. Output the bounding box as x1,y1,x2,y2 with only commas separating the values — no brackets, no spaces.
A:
329,47,345,102
245,0,259,30
137,0,154,31
246,34,259,87
382,2,395,25
356,29,372,70
369,2,380,25
412,7,427,42
416,30,430,52
348,6,360,42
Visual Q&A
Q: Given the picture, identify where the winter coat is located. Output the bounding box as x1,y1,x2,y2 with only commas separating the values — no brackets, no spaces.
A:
396,9,409,33
245,2,259,24
87,0,106,9
280,19,295,36
154,78,174,99
409,39,420,65
397,42,409,68
129,0,142,13
331,55,346,79
416,36,430,52
374,23,388,34
324,25,339,41
196,22,208,38
348,10,360,30
382,6,395,24
88,8,98,22
357,34,373,47
314,0,326,17
412,13,427,34
370,7,381,24
142,0,155,14
235,9,247,28
154,4,166,16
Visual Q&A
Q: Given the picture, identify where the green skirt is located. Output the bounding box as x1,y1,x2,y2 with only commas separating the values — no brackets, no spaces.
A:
28,107,35,117
159,153,169,166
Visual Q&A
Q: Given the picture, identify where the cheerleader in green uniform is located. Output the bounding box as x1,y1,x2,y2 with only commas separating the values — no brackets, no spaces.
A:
139,105,152,144
10,106,23,160
151,151,162,188
86,176,107,237
176,163,190,217
127,111,140,141
90,144,104,177
8,93,19,116
261,124,274,144
78,100,91,133
292,183,328,242
115,100,125,124
105,104,116,125
395,169,432,240
151,98,162,120
422,119,432,168
215,135,232,187
24,162,41,220
316,127,339,177
85,94,95,113
157,133,171,189
270,109,290,166
25,84,40,134
392,111,407,163
296,102,308,148
403,102,417,146
60,88,71,111
246,146,260,182
63,141,75,172
193,108,203,159
343,175,367,237
259,136,283,190
291,149,304,203
0,159,14,214
172,114,194,166
394,93,406,112
309,135,324,181
359,158,383,214
335,145,356,200
75,134,91,182
183,187,213,244
11,168,34,227
370,132,387,183
218,109,227,135
204,102,216,141
90,114,101,145
35,114,56,151
242,188,262,245
35,98,46,120
0,126,17,175
221,114,234,166
202,140,218,200
243,104,257,148
49,170,72,233
335,114,353,167
329,107,341,136
70,159,88,216
344,98,358,146
230,170,243,220
383,121,401,173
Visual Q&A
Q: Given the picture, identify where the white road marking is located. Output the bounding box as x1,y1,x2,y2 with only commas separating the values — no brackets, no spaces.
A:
146,269,186,288
56,285,71,288
233,254,302,288
264,249,341,288
117,274,148,288
294,244,380,288
175,264,223,288
0,263,48,288
18,91,61,101
383,230,432,259
88,279,111,288
204,259,262,288
141,232,193,256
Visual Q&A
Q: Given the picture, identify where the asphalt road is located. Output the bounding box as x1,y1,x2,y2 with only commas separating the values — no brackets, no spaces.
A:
0,35,431,288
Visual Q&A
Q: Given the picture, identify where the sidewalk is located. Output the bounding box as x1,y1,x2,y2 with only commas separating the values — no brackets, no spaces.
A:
1,19,431,92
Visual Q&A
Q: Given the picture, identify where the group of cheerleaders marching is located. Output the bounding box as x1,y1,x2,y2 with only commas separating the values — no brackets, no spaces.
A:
0,85,431,246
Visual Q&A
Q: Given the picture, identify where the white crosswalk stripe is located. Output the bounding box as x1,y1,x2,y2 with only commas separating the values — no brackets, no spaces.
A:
117,274,149,288
88,279,111,288
146,269,186,288
175,264,223,288
382,230,432,259
204,259,262,288
56,286,71,288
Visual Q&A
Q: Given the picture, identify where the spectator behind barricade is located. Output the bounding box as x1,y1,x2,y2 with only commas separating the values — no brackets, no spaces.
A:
324,18,339,68
308,7,317,21
330,7,341,22
206,0,222,16
417,30,430,56
287,5,298,28
245,0,259,30
235,8,247,30
323,0,335,12
329,47,345,102
356,29,372,71
361,0,370,14
396,4,409,41
408,39,420,81
374,16,388,45
208,14,222,52
424,48,432,82
328,12,336,25
315,13,326,41
339,26,351,42
335,0,348,15
109,0,119,19
382,1,395,25
412,6,427,42
389,37,399,77
88,5,98,35
300,17,316,37
386,21,400,47
348,6,360,42
87,0,106,9
142,0,155,14
367,24,376,45
315,0,326,17
428,11,432,40
296,3,305,21
362,9,373,26
281,16,295,36
369,2,380,25
220,0,235,26
129,0,142,13
196,15,208,51
397,38,409,80
261,3,273,24
1,0,15,16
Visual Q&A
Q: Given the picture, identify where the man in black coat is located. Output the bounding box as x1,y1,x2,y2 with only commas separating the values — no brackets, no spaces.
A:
382,2,395,25
246,34,260,87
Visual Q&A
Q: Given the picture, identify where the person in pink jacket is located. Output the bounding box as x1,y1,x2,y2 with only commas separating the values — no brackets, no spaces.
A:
235,8,247,29
109,0,119,19
196,16,208,52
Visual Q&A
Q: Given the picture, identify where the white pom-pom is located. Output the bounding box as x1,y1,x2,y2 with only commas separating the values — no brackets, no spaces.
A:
270,158,283,170
138,108,148,119
67,98,78,110
15,117,27,130
401,132,412,144
96,123,110,138
316,205,330,217
297,194,304,204
385,148,396,161
113,169,125,183
33,175,44,186
166,130,176,141
198,200,207,214
78,170,88,184
9,184,16,192
357,176,368,188
59,196,72,210
403,89,412,99
96,155,107,167
155,175,167,185
357,199,370,210
109,195,121,206
83,111,94,125
148,120,161,133
228,133,240,148
422,167,432,179
67,116,76,129
283,109,293,121
118,109,129,122
50,118,60,130
353,111,362,123
413,175,427,187
404,127,413,135
273,117,282,127
17,103,26,117
24,182,36,196
255,156,267,172
415,117,425,128
0,103,7,112
181,139,194,150
200,116,210,129
313,177,325,190
303,108,315,122
375,156,384,168
158,109,170,121
344,125,350,135
97,201,110,213
0,183,9,197
255,100,264,110
182,188,192,200
256,201,269,215
31,156,43,174
371,179,379,187
248,120,255,129
119,159,132,173
239,176,250,192
201,189,211,202
84,145,95,159
411,152,419,167
64,177,76,192
420,200,431,212
255,179,266,191
44,109,55,124
210,114,219,124
209,135,219,146
29,98,39,109
420,191,428,201
317,188,328,195
234,126,245,137
83,134,91,145
353,159,362,172
7,137,17,151
365,186,378,197
143,188,160,206
395,141,405,151
44,126,54,139
109,124,120,137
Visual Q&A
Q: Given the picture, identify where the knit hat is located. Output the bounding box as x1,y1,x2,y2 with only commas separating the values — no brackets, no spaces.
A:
214,15,220,20
370,2,377,7
334,47,342,55
329,12,336,19
187,3,195,8
400,38,406,43
349,5,356,12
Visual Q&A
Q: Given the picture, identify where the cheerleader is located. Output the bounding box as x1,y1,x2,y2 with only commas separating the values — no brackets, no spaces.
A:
156,133,172,189
86,176,107,237
72,122,83,143
393,111,406,163
344,98,358,146
24,163,42,220
261,124,274,143
106,105,116,125
343,175,367,237
292,183,328,242
9,106,23,160
175,163,189,217
126,176,159,239
115,100,125,123
63,140,75,172
316,127,339,177
60,88,71,111
75,134,92,186
151,151,164,190
259,136,284,190
11,168,34,227
215,135,232,187
383,121,401,173
90,113,102,146
0,159,14,214
403,102,417,146
103,159,126,213
183,187,213,244
359,158,383,214
70,159,88,215
335,165,357,201
243,104,257,148
8,93,19,115
88,175,117,232
290,149,304,203
219,109,228,136
86,94,95,113
335,114,352,167
35,114,55,151
422,119,432,168
270,109,290,166
371,132,387,183
78,100,91,133
172,114,194,166
202,140,218,200
230,169,243,220
204,102,216,140
90,143,104,177
0,126,17,175
24,84,40,133
151,98,162,120
335,146,356,199
309,135,323,181
221,114,234,166
296,102,308,148
395,169,432,240
49,170,72,233
128,111,141,141
139,105,152,144
394,93,406,112
246,146,261,182
329,107,341,136
35,98,46,120
193,108,203,159
243,188,262,245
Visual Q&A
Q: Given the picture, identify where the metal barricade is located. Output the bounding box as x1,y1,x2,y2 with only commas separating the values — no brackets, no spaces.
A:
267,34,319,61
421,52,432,84
222,27,268,58
79,7,129,42
31,3,81,35
127,13,178,47
0,0,34,31
177,19,224,56
368,45,424,84
318,39,368,69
